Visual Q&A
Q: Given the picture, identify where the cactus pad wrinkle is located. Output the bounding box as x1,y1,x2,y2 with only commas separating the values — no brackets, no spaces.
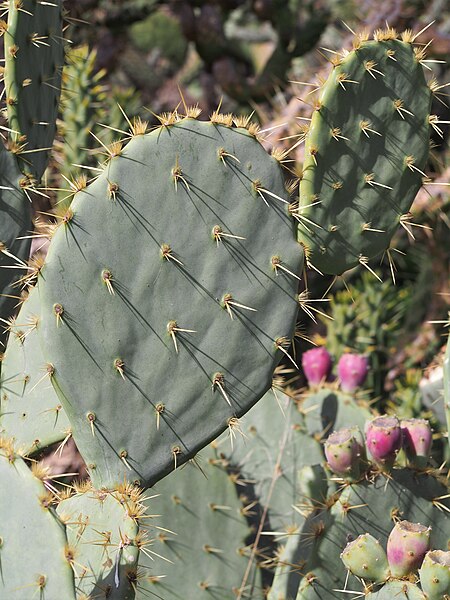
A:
0,450,75,599
298,38,431,274
57,486,140,599
1,284,70,453
39,119,302,489
5,0,64,181
137,445,265,599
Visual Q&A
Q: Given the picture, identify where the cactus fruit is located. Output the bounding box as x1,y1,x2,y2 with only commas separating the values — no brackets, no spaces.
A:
341,533,390,582
419,550,450,600
297,30,432,275
401,418,433,468
365,415,402,469
337,353,369,392
0,284,70,453
386,520,431,578
301,347,332,386
0,441,76,599
0,145,32,347
324,427,364,480
39,116,303,489
4,0,64,181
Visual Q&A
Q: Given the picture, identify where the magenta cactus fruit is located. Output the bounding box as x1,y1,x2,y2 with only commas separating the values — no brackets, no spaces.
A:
337,353,369,393
401,419,432,468
324,427,364,480
419,550,450,600
341,533,390,582
365,415,402,469
387,521,431,577
301,347,332,386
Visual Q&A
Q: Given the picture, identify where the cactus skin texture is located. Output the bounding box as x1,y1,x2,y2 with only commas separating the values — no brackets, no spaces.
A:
365,415,402,469
0,145,32,347
297,34,431,275
365,581,426,599
419,550,450,600
4,0,64,181
0,442,76,599
341,533,390,582
56,483,140,600
39,117,303,489
401,418,433,469
0,284,70,453
386,520,431,578
324,427,364,480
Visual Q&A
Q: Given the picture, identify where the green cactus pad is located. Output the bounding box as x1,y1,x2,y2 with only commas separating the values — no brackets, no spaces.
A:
136,446,265,599
298,33,431,275
366,581,425,600
39,117,303,489
4,0,64,181
0,144,32,347
1,284,70,454
0,446,75,599
219,389,324,531
56,483,140,600
288,469,450,599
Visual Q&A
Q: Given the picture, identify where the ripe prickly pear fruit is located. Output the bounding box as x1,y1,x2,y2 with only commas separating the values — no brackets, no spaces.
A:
365,415,402,469
337,353,369,393
387,521,431,578
341,533,390,582
301,347,332,386
419,550,450,600
324,427,365,480
401,419,432,469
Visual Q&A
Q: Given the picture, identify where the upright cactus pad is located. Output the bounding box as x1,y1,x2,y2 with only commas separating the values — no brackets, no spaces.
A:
0,284,70,454
39,117,303,488
4,0,64,181
0,144,32,346
0,443,75,599
298,31,432,275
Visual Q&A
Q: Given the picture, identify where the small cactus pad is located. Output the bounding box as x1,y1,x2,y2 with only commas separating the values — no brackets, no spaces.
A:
136,446,265,599
365,581,426,600
39,117,303,488
56,482,141,599
298,33,431,275
0,443,75,599
4,0,64,181
1,284,70,453
0,144,32,346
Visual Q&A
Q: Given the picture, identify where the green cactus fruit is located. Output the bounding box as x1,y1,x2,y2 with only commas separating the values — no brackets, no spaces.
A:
324,426,365,481
419,550,450,600
218,388,323,530
39,116,303,489
0,144,32,348
341,533,389,582
0,440,75,599
297,29,432,275
136,445,265,599
1,284,70,453
365,581,426,600
56,482,141,599
4,0,64,181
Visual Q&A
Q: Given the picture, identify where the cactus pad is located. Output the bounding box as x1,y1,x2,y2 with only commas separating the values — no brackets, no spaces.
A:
298,33,431,274
4,0,64,181
366,581,425,600
39,117,302,488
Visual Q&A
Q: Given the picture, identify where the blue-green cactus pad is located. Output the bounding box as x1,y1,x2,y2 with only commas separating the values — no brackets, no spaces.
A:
4,0,64,181
39,117,303,488
298,35,431,274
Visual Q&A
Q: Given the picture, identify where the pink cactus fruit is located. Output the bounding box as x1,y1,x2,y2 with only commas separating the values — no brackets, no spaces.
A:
301,347,332,386
324,427,364,480
401,418,432,468
387,521,431,577
365,415,402,469
337,353,369,392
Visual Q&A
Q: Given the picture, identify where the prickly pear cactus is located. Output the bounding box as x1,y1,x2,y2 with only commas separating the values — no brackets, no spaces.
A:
0,144,32,347
365,582,426,600
298,29,432,275
444,333,450,452
0,440,76,599
4,0,64,181
0,284,70,454
39,115,303,489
